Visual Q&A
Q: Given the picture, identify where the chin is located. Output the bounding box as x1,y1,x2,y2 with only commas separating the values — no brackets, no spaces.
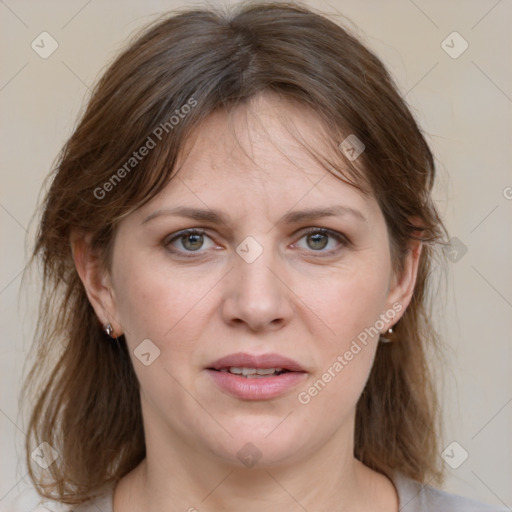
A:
209,421,311,469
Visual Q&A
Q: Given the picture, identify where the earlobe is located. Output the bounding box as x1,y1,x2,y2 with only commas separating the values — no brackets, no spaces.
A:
70,232,123,336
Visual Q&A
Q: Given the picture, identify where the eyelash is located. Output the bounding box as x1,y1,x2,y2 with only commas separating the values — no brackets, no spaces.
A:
163,227,349,258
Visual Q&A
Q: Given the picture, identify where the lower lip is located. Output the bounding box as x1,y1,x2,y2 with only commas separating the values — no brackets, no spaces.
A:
206,369,307,400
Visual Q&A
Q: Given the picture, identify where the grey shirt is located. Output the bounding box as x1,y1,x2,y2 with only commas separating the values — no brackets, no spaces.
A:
47,471,508,511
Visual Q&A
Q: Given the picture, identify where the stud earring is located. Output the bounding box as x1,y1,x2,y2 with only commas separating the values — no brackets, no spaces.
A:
104,323,114,337
379,327,394,343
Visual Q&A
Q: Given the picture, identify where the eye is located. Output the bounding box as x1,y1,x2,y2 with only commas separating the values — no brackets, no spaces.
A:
164,229,216,256
163,227,348,258
293,227,348,255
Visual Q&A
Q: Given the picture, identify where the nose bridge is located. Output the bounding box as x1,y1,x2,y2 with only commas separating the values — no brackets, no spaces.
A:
222,233,292,330
235,233,281,299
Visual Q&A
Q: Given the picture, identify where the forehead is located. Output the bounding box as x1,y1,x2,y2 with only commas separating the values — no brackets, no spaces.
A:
186,95,322,175
175,94,364,192
135,93,379,224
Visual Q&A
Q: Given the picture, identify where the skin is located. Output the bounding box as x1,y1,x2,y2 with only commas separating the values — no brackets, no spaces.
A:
73,92,422,512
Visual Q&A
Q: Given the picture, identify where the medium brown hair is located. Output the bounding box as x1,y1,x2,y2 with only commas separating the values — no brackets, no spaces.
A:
23,1,449,504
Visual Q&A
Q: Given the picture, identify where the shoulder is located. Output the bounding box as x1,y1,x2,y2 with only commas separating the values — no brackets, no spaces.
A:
391,472,509,512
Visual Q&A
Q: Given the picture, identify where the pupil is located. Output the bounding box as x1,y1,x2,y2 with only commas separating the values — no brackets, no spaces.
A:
308,233,328,250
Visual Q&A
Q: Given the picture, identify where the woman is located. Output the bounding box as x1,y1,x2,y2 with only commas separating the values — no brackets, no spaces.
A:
23,2,507,511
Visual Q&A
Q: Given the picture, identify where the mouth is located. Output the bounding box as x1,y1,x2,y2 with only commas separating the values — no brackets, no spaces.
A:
214,367,291,378
205,352,307,400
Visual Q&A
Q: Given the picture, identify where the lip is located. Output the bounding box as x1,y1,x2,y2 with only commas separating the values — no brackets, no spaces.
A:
206,352,308,401
207,352,306,372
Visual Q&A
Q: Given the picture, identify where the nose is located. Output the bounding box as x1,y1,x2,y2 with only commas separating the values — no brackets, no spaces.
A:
221,241,294,332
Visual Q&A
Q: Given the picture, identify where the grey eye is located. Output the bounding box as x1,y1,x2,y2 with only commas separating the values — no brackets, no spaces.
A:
165,229,215,253
305,232,329,250
180,233,205,251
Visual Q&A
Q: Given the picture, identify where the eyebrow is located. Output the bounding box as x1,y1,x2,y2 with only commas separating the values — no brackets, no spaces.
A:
141,205,367,225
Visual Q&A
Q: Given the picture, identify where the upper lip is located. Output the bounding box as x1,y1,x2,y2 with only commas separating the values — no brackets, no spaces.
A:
207,352,306,372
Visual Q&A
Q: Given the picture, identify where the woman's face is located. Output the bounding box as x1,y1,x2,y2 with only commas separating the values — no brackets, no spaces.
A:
87,93,420,468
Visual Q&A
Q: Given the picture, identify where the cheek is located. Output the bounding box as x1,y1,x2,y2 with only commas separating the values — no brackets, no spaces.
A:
294,329,377,445
295,260,389,412
302,260,391,346
296,292,382,428
111,253,216,358
111,259,210,404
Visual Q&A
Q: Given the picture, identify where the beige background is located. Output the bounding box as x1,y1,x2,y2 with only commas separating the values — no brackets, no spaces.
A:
1,0,511,509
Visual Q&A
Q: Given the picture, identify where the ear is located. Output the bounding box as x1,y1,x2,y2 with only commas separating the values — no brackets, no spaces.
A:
70,231,123,337
383,236,423,326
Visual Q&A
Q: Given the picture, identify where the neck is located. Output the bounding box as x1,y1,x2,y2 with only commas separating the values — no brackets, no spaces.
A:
114,419,397,512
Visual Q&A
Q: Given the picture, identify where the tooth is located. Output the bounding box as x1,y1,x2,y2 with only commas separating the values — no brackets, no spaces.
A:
226,367,285,377
240,368,258,376
255,368,280,375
